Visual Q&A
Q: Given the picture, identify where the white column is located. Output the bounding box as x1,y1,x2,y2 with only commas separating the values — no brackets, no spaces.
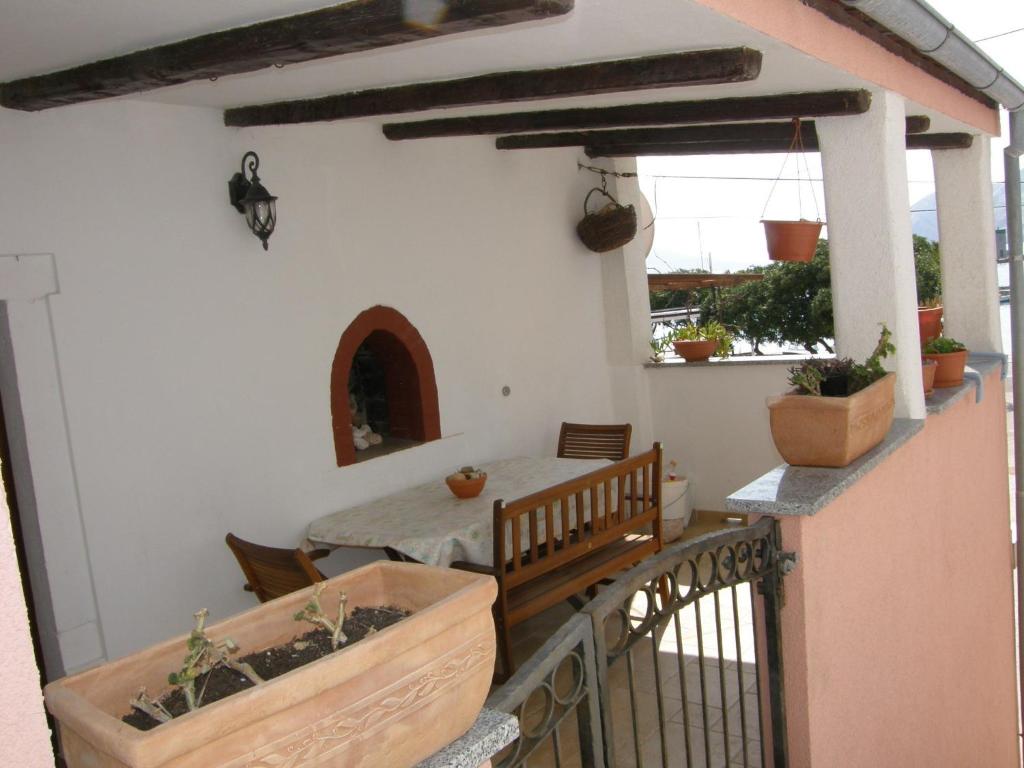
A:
599,158,656,451
932,139,1002,353
817,90,925,419
0,254,107,676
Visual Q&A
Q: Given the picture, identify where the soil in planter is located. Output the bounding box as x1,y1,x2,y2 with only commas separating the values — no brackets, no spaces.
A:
122,606,409,731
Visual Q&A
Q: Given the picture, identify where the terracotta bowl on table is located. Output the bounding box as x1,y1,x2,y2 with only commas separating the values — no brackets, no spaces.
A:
445,472,487,499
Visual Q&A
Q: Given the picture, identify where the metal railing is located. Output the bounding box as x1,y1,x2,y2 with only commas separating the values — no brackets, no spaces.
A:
489,517,788,768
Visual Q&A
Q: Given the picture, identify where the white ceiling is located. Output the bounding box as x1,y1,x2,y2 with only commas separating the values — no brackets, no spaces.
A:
0,0,973,132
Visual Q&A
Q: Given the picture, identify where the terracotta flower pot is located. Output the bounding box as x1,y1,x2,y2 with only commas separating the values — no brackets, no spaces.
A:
445,473,487,499
917,306,943,348
44,562,496,768
672,339,717,362
762,219,823,263
921,358,938,396
923,349,968,388
766,372,896,468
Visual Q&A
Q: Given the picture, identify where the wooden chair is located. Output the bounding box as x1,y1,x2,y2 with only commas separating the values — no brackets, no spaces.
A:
225,533,329,603
557,422,632,461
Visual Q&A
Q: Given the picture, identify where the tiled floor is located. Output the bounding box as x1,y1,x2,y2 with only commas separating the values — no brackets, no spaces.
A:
504,563,763,768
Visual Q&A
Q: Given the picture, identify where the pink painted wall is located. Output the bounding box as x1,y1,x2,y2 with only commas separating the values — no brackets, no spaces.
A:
695,0,1000,135
777,368,1017,766
0,468,54,767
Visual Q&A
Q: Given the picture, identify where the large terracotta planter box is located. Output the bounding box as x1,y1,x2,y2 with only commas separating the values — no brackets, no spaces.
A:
766,372,896,468
44,562,497,768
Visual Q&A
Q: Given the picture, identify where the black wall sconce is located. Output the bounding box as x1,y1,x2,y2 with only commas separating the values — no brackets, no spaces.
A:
228,151,277,250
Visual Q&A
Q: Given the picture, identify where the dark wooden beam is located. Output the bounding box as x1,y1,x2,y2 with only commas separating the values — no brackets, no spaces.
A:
649,273,764,291
0,0,574,112
497,121,816,150
498,115,932,150
905,115,931,134
224,48,762,126
587,140,810,157
906,132,974,150
383,89,870,140
586,131,973,157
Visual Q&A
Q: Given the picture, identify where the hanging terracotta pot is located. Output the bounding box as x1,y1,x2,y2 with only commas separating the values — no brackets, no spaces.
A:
576,186,636,253
762,219,823,263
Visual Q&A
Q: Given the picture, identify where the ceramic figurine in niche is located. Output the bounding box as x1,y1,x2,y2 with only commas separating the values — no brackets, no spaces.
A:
349,394,382,450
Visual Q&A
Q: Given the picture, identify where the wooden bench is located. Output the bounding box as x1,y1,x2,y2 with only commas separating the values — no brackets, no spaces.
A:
458,443,663,679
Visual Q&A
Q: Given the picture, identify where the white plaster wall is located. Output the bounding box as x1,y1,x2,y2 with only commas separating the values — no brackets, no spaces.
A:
0,100,621,661
645,362,790,511
0,470,54,767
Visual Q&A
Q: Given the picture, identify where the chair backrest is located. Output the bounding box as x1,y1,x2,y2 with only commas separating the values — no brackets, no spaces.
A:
225,533,324,603
557,422,632,461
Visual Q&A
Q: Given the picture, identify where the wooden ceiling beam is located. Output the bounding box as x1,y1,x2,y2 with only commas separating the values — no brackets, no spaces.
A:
586,131,973,157
0,0,574,111
382,89,870,140
905,115,931,134
497,121,815,150
498,115,931,150
649,273,764,291
223,48,762,126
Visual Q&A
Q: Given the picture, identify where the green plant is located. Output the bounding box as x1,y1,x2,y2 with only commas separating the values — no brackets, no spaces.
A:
130,608,264,722
924,336,966,354
295,582,349,650
667,320,734,359
788,325,893,396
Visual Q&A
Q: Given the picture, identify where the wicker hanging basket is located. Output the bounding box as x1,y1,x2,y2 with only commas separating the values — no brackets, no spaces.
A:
576,187,637,253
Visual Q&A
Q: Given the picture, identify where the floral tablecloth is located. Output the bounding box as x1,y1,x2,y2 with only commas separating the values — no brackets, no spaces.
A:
305,456,610,567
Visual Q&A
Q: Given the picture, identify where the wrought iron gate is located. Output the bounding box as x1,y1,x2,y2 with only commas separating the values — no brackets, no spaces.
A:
487,517,788,768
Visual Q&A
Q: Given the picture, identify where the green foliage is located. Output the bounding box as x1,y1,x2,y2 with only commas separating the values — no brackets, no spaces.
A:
924,336,966,354
913,235,942,305
655,237,940,355
666,320,734,358
701,244,833,354
788,325,893,396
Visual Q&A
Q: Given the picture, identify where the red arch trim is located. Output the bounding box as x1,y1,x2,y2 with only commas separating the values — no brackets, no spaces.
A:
330,305,441,466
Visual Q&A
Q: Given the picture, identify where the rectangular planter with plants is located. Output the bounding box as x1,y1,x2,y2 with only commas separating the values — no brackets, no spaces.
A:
767,325,896,468
44,561,497,768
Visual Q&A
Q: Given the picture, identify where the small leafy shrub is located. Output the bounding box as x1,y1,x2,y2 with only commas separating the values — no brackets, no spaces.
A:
788,325,893,397
668,321,734,359
924,336,966,354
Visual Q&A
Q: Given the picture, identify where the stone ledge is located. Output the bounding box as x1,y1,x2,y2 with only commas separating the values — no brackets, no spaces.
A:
416,708,519,768
725,418,924,517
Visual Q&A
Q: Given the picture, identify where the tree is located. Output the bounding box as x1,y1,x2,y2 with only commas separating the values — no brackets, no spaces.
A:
660,236,940,354
913,235,942,304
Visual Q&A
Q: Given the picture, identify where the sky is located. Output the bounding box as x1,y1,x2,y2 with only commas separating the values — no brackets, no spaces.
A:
638,0,1024,275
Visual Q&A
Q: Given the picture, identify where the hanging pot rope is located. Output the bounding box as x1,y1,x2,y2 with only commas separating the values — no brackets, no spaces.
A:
760,118,822,223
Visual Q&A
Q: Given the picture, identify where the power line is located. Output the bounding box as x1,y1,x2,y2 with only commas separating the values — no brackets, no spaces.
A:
974,26,1024,43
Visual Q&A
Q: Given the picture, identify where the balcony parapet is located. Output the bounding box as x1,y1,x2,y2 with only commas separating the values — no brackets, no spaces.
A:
725,354,1005,518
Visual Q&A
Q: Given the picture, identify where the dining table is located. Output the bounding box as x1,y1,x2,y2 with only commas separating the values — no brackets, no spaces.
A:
305,456,611,568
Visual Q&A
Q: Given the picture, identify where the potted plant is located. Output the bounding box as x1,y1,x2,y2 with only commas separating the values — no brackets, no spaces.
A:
44,562,497,768
668,321,733,362
918,298,943,348
923,336,968,388
766,326,896,468
922,358,938,396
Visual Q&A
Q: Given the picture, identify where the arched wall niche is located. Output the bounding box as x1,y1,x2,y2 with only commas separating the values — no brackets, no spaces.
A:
330,305,441,466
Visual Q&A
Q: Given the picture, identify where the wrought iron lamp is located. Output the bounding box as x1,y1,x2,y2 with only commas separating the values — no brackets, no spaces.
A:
228,151,277,250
